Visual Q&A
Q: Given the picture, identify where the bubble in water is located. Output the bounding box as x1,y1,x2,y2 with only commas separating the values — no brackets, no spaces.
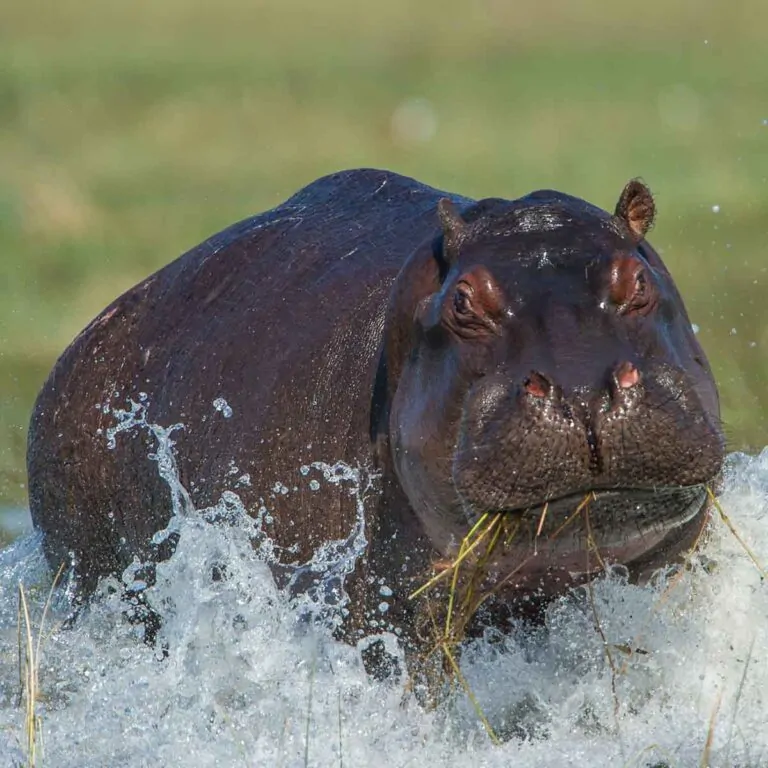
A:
712,204,721,213
657,83,700,132
390,97,438,146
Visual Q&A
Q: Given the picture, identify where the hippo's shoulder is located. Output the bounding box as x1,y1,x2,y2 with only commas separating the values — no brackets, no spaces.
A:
184,169,472,269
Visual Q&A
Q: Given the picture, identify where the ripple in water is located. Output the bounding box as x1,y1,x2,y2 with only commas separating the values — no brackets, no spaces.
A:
1,404,767,766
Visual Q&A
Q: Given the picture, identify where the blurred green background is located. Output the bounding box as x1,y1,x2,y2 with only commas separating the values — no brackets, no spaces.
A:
1,0,767,516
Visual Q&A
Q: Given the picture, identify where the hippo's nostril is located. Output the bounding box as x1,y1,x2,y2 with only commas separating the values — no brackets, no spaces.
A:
614,361,640,390
523,371,552,398
608,361,643,413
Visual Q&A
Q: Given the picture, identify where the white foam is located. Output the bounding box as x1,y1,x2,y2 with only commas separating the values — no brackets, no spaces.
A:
2,421,768,765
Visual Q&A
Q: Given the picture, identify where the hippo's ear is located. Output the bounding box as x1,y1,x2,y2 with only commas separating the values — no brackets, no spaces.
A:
437,198,467,267
614,180,655,242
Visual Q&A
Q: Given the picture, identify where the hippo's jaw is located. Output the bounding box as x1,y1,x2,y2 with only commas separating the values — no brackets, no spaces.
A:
480,484,707,544
469,484,710,593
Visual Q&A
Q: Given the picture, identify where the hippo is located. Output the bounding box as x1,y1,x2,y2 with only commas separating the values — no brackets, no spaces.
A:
27,169,724,667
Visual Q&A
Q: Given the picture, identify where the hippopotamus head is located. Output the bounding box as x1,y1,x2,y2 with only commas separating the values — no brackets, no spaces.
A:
381,180,724,596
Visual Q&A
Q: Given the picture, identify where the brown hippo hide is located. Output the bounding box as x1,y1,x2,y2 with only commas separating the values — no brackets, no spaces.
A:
27,169,724,660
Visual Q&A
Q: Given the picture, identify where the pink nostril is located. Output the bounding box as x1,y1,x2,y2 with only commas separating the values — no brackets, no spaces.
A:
523,371,551,398
615,361,640,389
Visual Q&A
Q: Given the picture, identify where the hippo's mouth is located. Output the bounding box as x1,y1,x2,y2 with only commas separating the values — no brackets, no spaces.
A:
484,485,709,592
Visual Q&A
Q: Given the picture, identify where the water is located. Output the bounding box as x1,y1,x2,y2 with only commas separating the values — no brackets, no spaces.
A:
0,508,32,543
1,405,767,766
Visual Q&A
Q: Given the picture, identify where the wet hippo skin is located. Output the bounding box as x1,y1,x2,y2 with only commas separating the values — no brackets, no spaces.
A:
27,169,725,657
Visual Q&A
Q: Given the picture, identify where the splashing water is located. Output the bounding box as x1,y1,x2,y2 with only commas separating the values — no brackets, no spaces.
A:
212,398,233,419
1,401,767,766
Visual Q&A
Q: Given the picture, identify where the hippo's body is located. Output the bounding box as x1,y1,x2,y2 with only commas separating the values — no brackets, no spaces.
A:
27,169,724,661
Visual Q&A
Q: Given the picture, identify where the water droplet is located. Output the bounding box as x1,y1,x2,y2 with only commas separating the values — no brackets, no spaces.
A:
213,397,233,418
309,479,320,491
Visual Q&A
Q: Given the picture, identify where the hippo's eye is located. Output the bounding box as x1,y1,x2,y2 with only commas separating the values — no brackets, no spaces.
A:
634,271,648,301
453,286,473,316
445,272,503,338
612,262,657,316
627,268,654,312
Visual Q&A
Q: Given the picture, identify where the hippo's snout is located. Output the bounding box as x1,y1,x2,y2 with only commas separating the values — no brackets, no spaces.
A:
518,360,644,476
452,354,724,518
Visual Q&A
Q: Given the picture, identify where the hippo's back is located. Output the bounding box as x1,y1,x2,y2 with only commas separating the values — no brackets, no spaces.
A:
28,168,468,593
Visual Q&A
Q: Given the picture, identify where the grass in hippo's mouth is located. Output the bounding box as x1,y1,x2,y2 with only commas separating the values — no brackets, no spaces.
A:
407,484,766,746
407,492,595,742
408,492,594,607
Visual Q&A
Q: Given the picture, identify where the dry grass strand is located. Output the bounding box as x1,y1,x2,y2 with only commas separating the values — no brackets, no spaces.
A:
17,562,66,768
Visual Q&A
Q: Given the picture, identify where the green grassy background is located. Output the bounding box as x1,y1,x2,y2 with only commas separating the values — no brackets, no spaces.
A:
1,0,767,510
